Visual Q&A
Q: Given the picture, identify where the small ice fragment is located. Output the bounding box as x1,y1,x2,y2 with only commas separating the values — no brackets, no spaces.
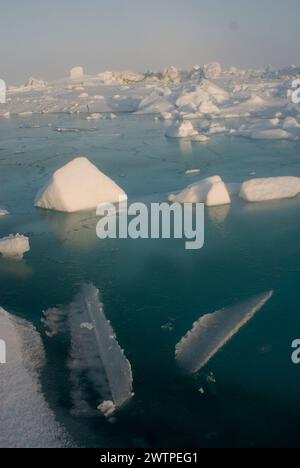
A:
175,291,273,374
0,234,30,259
165,120,199,139
0,209,9,217
98,400,116,418
80,322,94,331
185,169,201,176
86,113,101,121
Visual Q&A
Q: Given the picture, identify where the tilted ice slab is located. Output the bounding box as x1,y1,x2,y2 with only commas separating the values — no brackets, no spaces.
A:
0,307,72,448
175,291,273,374
45,284,133,416
0,234,30,259
240,177,300,202
169,176,231,207
35,157,126,213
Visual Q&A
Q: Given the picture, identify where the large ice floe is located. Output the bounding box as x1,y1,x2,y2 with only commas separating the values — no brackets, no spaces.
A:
42,284,133,417
239,177,300,202
0,307,72,448
0,234,30,259
35,157,126,213
169,176,231,207
175,291,273,374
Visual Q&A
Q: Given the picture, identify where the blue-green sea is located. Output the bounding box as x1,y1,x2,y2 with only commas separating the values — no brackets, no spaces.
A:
1,114,300,448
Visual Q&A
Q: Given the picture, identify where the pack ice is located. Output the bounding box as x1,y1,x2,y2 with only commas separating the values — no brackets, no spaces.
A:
240,177,300,202
35,157,127,213
0,307,72,448
175,291,273,374
0,234,30,259
169,176,231,207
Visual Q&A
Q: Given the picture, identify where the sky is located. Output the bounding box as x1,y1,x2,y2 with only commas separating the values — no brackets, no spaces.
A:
0,0,300,84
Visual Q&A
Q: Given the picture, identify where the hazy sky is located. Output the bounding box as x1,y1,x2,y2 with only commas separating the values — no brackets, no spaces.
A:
1,0,299,84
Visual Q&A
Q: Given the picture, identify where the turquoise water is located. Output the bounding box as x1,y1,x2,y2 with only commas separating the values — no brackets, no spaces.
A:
1,114,300,447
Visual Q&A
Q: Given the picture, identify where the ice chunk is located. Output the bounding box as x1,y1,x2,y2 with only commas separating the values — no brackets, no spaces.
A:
24,77,46,88
162,66,181,84
165,120,199,139
175,291,273,374
250,129,293,140
204,62,222,79
70,66,84,79
0,307,72,447
0,234,30,259
35,157,126,213
239,177,300,202
43,285,133,416
0,209,9,217
169,176,231,207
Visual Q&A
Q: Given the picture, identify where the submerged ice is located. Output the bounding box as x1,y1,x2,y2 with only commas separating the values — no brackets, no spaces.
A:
43,284,133,416
175,291,273,374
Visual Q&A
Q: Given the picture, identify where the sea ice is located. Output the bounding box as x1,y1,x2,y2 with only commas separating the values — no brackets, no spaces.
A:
46,284,133,416
165,120,199,139
239,176,300,202
204,62,222,79
70,66,84,79
175,291,273,374
35,157,126,213
0,307,72,447
0,209,9,216
0,234,30,259
169,176,231,207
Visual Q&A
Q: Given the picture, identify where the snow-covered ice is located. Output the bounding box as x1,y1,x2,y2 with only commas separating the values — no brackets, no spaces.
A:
70,66,84,80
0,234,30,259
0,307,72,448
239,177,300,202
175,291,273,374
169,176,231,207
165,120,199,139
35,157,127,213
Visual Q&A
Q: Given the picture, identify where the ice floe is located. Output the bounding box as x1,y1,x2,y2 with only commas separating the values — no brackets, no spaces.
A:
0,307,72,447
239,177,300,202
175,291,273,374
0,209,9,216
169,176,231,207
0,234,30,259
35,157,126,213
43,284,133,416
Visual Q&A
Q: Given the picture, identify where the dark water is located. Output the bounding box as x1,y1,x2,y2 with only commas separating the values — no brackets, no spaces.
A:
1,114,300,447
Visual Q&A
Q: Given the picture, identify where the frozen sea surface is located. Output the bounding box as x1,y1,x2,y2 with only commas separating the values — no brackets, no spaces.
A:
1,114,300,447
